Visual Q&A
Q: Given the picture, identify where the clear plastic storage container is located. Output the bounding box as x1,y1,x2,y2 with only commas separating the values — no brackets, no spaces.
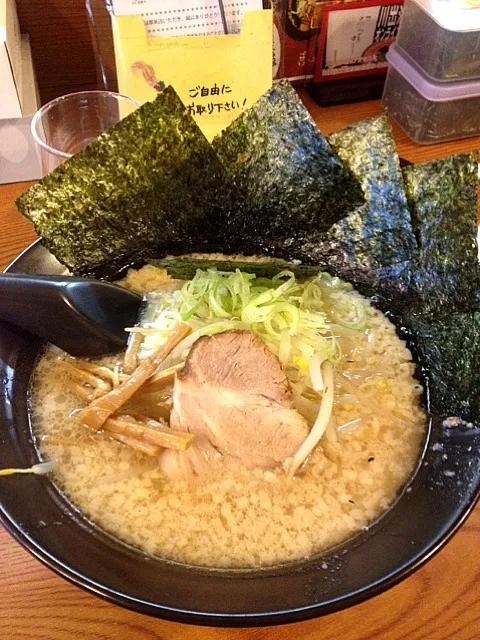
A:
396,0,480,82
382,44,480,144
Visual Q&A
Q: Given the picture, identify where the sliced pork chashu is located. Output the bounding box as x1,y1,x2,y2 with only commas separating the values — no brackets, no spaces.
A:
170,330,309,469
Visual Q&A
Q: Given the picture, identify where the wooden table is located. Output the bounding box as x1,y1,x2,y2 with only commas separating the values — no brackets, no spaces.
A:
1,96,480,639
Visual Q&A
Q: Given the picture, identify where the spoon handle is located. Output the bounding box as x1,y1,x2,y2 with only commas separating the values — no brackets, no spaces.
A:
0,273,142,356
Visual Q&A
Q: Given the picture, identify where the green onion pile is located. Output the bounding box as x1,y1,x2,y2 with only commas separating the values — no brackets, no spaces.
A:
141,268,370,394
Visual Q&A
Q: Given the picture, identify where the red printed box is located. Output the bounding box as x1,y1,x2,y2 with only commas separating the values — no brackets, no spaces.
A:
274,0,402,85
315,0,403,82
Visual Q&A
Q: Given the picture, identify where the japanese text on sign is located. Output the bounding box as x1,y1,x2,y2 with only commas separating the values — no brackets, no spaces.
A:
187,99,247,115
187,83,246,116
189,83,232,98
374,5,402,41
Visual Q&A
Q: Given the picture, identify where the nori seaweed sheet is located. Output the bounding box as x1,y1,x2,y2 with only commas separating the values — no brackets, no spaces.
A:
16,87,232,277
285,226,416,273
263,115,417,303
327,114,415,244
398,153,480,422
408,312,480,423
402,153,480,316
212,80,364,251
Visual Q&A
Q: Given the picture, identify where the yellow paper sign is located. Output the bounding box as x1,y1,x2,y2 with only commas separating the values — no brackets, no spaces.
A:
112,10,273,141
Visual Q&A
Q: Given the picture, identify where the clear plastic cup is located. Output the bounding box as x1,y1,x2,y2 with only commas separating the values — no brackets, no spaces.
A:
31,90,140,176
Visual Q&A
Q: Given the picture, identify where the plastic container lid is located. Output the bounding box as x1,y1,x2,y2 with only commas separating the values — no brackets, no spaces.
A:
413,0,480,31
387,45,480,100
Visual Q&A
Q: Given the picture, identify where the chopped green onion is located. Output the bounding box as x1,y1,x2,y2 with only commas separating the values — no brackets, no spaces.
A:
144,268,370,406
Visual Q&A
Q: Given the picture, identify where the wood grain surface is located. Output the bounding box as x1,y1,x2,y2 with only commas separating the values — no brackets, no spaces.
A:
1,97,480,639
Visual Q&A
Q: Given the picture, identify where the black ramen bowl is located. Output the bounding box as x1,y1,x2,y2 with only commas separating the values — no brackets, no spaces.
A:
1,240,479,626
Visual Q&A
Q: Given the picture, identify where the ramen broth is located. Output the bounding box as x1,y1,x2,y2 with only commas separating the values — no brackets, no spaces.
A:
30,267,426,568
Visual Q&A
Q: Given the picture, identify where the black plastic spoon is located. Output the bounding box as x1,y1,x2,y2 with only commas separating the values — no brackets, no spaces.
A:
0,273,143,357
